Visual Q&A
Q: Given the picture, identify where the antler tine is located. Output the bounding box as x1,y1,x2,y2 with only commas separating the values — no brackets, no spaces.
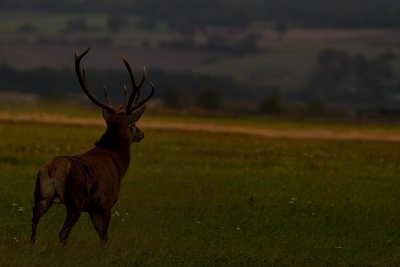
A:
123,84,128,108
121,55,138,113
134,66,146,103
121,56,148,114
131,81,155,110
103,85,113,107
75,47,114,112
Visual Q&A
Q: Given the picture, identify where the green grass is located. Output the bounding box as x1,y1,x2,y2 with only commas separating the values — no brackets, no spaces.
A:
1,120,400,266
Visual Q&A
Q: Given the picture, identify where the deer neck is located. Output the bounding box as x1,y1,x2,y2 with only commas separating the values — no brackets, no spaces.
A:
95,125,131,173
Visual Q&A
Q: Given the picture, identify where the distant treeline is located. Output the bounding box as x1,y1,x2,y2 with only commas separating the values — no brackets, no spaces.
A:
2,0,400,28
1,48,399,117
299,50,400,108
0,65,254,101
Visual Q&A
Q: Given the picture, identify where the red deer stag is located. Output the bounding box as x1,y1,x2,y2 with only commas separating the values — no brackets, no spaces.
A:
30,47,154,245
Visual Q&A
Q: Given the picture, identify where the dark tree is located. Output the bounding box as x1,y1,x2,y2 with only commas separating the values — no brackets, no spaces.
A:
64,17,90,32
196,89,222,111
162,88,184,110
258,95,282,115
274,21,289,41
306,49,398,106
107,13,129,32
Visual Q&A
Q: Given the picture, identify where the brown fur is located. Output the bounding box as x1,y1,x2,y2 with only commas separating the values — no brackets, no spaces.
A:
31,48,153,246
31,114,145,245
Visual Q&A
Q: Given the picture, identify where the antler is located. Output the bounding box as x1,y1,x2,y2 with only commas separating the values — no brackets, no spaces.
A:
75,48,154,114
75,47,115,113
121,56,154,114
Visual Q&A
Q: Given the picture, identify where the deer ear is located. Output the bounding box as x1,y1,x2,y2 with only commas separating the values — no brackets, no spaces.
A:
126,106,146,124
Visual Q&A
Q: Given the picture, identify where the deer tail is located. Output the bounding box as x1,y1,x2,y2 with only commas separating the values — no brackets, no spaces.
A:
34,176,42,203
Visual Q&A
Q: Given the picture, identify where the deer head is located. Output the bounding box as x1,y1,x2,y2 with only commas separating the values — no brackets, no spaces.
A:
75,47,154,143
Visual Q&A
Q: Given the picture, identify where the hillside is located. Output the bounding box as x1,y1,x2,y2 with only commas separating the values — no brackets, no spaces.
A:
0,7,399,117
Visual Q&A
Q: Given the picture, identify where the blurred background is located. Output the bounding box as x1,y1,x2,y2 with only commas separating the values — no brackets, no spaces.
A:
0,0,399,120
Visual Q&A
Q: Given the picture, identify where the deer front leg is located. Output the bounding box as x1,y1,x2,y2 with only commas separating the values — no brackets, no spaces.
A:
59,207,82,246
90,210,111,242
89,209,111,242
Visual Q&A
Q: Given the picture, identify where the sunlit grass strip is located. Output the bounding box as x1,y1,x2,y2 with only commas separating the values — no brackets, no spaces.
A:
1,111,400,142
0,112,103,126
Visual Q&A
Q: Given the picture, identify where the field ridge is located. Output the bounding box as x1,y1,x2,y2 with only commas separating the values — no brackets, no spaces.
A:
1,112,400,142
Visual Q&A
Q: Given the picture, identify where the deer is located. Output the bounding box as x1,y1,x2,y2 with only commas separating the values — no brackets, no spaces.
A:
30,47,154,246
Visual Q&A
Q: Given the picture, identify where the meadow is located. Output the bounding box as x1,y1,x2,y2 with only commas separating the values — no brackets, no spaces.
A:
1,115,400,266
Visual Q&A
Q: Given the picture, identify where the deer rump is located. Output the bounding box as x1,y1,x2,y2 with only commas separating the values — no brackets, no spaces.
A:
32,151,125,245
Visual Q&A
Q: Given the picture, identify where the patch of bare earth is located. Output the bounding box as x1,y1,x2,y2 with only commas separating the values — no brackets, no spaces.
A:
1,112,400,142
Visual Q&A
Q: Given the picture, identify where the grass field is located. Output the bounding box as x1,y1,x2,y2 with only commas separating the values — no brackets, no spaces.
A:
1,115,400,266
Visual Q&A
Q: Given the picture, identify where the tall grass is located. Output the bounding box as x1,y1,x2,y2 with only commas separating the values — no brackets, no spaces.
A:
1,121,400,266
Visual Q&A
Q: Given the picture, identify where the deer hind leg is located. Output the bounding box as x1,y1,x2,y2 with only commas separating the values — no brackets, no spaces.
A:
89,209,111,242
59,206,82,246
31,198,53,244
31,174,56,245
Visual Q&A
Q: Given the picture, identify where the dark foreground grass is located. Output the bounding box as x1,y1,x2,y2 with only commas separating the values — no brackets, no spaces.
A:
1,121,400,266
